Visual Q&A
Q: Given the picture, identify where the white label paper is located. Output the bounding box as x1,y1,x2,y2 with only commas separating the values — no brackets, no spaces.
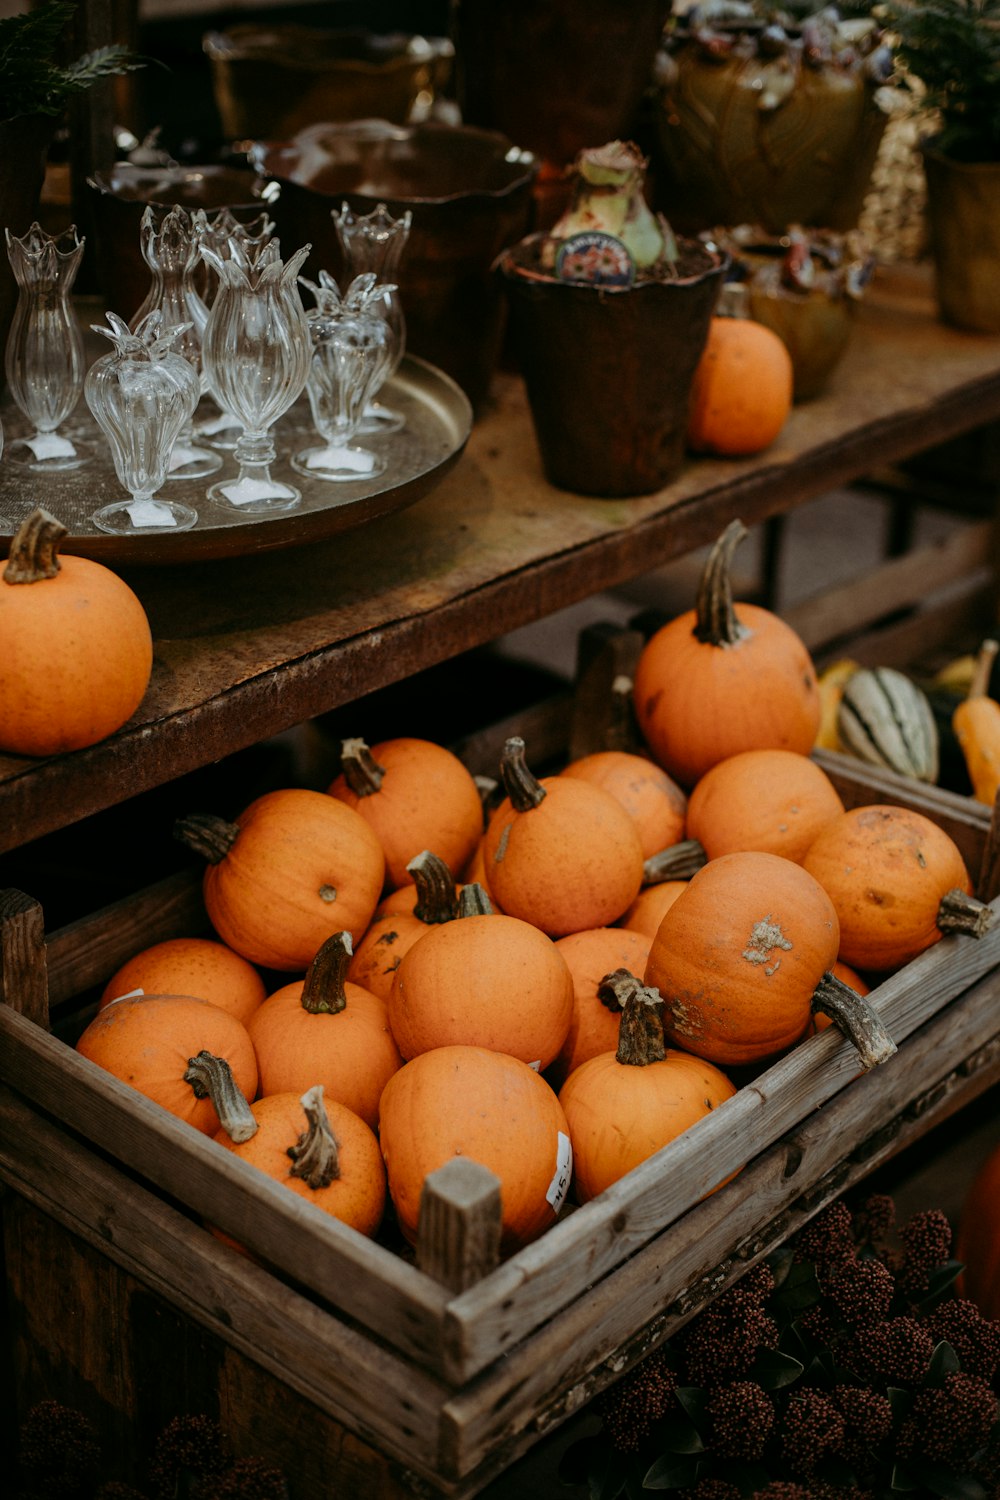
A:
126,499,180,528
26,431,76,460
220,477,284,507
306,444,375,474
546,1131,573,1215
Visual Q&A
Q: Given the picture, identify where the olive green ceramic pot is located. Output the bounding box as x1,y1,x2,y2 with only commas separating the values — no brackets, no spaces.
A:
922,145,1000,334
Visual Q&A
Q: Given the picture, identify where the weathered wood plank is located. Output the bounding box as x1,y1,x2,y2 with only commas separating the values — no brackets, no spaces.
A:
0,889,48,1029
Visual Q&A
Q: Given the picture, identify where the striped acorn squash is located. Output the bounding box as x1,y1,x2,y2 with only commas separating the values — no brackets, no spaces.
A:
836,666,939,783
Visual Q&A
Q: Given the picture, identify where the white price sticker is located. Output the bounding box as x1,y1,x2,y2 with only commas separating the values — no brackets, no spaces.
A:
546,1131,573,1215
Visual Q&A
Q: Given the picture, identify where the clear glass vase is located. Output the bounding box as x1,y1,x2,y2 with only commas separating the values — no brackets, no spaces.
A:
3,222,92,471
333,200,411,434
200,237,312,513
293,272,395,482
132,203,221,480
192,208,276,450
85,310,202,535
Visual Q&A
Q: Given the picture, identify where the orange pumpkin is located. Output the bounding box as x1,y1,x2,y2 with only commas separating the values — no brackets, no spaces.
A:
328,736,483,889
802,804,985,972
214,1085,386,1241
559,975,737,1203
348,849,458,1000
0,508,153,756
248,932,402,1130
378,1044,572,1255
75,995,258,1135
633,521,821,787
99,936,266,1026
957,1144,1000,1321
560,750,687,860
547,925,653,1089
617,880,688,941
388,884,574,1069
175,788,385,971
483,736,644,936
686,748,845,865
687,314,793,457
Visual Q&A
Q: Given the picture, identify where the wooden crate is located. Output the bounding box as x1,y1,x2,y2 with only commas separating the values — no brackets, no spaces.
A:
3,747,1000,1497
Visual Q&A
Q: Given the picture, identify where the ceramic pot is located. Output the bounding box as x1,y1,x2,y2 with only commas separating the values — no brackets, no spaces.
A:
497,235,728,497
922,145,1000,334
0,114,55,386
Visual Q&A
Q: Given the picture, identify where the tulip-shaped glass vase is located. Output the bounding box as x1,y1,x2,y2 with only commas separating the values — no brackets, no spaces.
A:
193,208,275,450
333,200,411,434
293,272,395,482
132,204,221,480
200,238,312,513
4,222,92,471
85,311,201,535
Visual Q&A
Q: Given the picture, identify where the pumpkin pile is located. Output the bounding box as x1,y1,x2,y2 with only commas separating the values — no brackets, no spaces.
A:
72,519,994,1271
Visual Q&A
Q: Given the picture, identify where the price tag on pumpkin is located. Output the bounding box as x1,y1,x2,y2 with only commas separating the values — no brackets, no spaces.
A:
546,1130,573,1214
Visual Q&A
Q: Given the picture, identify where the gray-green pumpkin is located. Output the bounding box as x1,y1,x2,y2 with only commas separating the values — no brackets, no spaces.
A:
837,666,940,783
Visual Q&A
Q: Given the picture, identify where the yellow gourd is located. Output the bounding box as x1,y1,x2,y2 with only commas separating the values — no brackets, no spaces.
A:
813,658,859,751
953,639,1000,807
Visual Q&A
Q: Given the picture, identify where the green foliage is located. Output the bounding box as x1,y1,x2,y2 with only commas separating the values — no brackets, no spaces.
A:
0,0,142,124
884,0,1000,160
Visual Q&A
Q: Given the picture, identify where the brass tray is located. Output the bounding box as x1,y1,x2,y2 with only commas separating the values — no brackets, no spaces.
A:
0,354,471,566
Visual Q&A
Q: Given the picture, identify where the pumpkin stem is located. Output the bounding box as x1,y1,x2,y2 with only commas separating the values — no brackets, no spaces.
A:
598,968,666,1065
300,931,353,1014
339,738,386,797
173,813,240,865
643,839,708,885
407,849,459,924
968,639,999,701
811,972,897,1071
499,736,546,811
694,519,751,647
458,882,494,917
184,1051,258,1142
3,507,66,584
474,774,503,826
287,1084,341,1188
937,886,994,940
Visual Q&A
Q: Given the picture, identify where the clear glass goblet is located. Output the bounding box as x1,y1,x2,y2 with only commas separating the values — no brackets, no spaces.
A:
192,208,276,450
85,311,202,535
333,201,411,435
200,237,312,513
4,222,93,471
292,272,395,482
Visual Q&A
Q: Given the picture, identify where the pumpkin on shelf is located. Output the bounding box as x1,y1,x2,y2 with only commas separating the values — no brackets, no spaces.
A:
837,666,940,783
686,290,794,458
645,850,896,1069
0,507,153,757
632,520,821,787
560,749,688,860
482,736,645,937
547,924,653,1089
99,936,266,1026
213,1084,386,1243
328,735,483,890
174,787,385,972
802,803,992,972
75,995,258,1136
558,972,737,1204
685,748,845,865
953,638,1000,807
378,1044,572,1255
247,931,402,1131
348,849,459,1001
387,883,574,1069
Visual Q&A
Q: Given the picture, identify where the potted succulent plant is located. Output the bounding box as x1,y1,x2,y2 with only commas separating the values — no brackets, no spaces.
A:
884,0,1000,332
495,139,728,497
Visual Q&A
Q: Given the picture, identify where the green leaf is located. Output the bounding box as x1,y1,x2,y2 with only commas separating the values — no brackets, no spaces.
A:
766,1245,797,1291
926,1340,962,1387
649,1407,704,1455
891,1462,922,1491
888,1386,915,1421
673,1387,708,1427
751,1347,804,1390
918,1260,966,1311
587,1446,630,1500
641,1452,700,1490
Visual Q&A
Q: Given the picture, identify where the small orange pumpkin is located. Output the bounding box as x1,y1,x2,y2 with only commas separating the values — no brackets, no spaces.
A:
617,879,688,941
0,508,153,756
686,313,793,457
99,936,266,1026
560,750,687,860
348,849,458,1000
247,932,403,1130
633,521,821,787
547,925,653,1089
328,736,483,889
686,748,845,864
175,788,385,971
378,1044,572,1255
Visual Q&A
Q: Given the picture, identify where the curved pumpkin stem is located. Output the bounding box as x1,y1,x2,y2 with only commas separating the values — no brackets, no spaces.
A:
458,882,494,918
499,736,547,811
4,507,67,584
938,886,994,940
967,639,999,701
287,1084,340,1189
643,839,708,885
174,813,240,865
406,849,459,924
339,738,386,797
694,518,751,647
598,969,665,1066
300,931,353,1015
184,1051,258,1142
811,973,896,1071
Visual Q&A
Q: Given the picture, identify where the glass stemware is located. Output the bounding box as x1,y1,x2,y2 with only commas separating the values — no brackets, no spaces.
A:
199,237,312,513
192,208,276,450
85,310,201,535
332,200,411,434
132,204,221,480
292,272,395,482
3,222,92,471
